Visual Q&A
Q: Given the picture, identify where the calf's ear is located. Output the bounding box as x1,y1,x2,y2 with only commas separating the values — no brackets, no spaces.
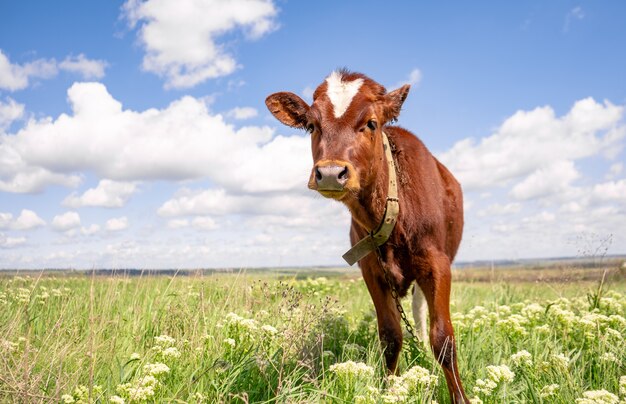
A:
382,84,410,123
265,92,310,129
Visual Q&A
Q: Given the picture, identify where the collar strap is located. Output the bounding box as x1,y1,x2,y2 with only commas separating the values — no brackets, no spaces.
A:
342,131,399,266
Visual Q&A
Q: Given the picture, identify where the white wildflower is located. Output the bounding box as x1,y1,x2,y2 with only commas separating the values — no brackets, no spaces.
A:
60,394,75,403
496,315,528,337
193,392,207,402
467,306,489,320
551,353,570,370
110,395,125,404
486,364,515,383
73,385,89,401
600,296,623,313
14,287,31,304
154,335,175,347
539,384,559,398
239,318,257,331
223,312,258,331
329,360,375,379
143,362,170,377
1,339,18,353
469,397,483,404
606,328,623,343
355,385,380,403
497,305,512,317
473,364,514,396
382,376,409,403
521,303,545,323
575,389,619,403
535,324,551,335
549,306,577,328
400,365,439,391
224,338,236,348
473,378,498,396
162,346,181,359
510,350,533,368
127,385,156,402
123,374,160,401
261,324,278,335
620,375,626,396
130,352,141,361
608,315,626,329
600,352,619,363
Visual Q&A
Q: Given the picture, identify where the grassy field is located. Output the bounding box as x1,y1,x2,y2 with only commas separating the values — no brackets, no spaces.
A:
0,264,625,403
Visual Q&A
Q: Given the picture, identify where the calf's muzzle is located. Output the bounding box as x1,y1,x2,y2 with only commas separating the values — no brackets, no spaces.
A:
315,165,349,190
309,160,358,198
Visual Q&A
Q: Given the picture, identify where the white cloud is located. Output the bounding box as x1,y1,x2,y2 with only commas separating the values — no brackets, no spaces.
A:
51,211,81,231
0,212,12,228
59,54,107,79
0,233,26,248
123,0,278,88
1,210,48,231
157,188,315,217
478,202,522,217
393,68,422,89
63,179,137,208
0,98,25,131
522,211,556,225
302,86,314,102
591,179,626,202
226,107,258,120
607,162,623,179
191,216,217,230
105,216,129,231
0,163,81,193
12,209,46,230
0,50,57,91
563,6,584,33
439,98,625,191
1,82,310,193
0,50,107,92
80,224,100,236
167,218,189,229
509,160,579,200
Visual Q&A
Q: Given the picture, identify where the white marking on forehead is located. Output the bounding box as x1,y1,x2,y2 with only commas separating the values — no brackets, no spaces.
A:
325,71,364,118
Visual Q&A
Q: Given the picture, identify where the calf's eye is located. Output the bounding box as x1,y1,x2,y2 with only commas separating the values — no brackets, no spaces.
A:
367,120,377,131
306,123,315,133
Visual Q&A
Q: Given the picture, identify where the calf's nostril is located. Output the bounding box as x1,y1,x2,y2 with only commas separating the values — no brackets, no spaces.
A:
338,166,349,180
315,167,323,182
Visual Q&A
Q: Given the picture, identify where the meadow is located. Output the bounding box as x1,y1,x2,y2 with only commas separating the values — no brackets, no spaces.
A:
0,263,625,403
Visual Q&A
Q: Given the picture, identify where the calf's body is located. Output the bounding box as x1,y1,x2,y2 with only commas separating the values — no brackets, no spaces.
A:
266,70,468,403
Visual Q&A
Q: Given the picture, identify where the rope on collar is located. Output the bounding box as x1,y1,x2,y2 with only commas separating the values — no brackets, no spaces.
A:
342,131,399,266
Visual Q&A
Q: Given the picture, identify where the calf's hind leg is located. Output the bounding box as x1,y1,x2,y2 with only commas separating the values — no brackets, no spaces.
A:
418,250,469,403
411,284,428,345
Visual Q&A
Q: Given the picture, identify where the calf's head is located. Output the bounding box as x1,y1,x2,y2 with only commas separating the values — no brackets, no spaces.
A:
266,70,410,201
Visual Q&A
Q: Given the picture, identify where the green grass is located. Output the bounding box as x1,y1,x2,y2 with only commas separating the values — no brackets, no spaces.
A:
0,268,625,403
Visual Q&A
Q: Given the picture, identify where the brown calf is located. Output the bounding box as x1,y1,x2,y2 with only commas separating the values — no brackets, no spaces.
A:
266,70,468,403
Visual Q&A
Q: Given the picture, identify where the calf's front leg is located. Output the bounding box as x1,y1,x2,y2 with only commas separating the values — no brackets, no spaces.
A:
361,262,403,372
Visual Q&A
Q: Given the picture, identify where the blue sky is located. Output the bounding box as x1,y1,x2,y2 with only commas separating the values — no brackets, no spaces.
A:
1,1,625,269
